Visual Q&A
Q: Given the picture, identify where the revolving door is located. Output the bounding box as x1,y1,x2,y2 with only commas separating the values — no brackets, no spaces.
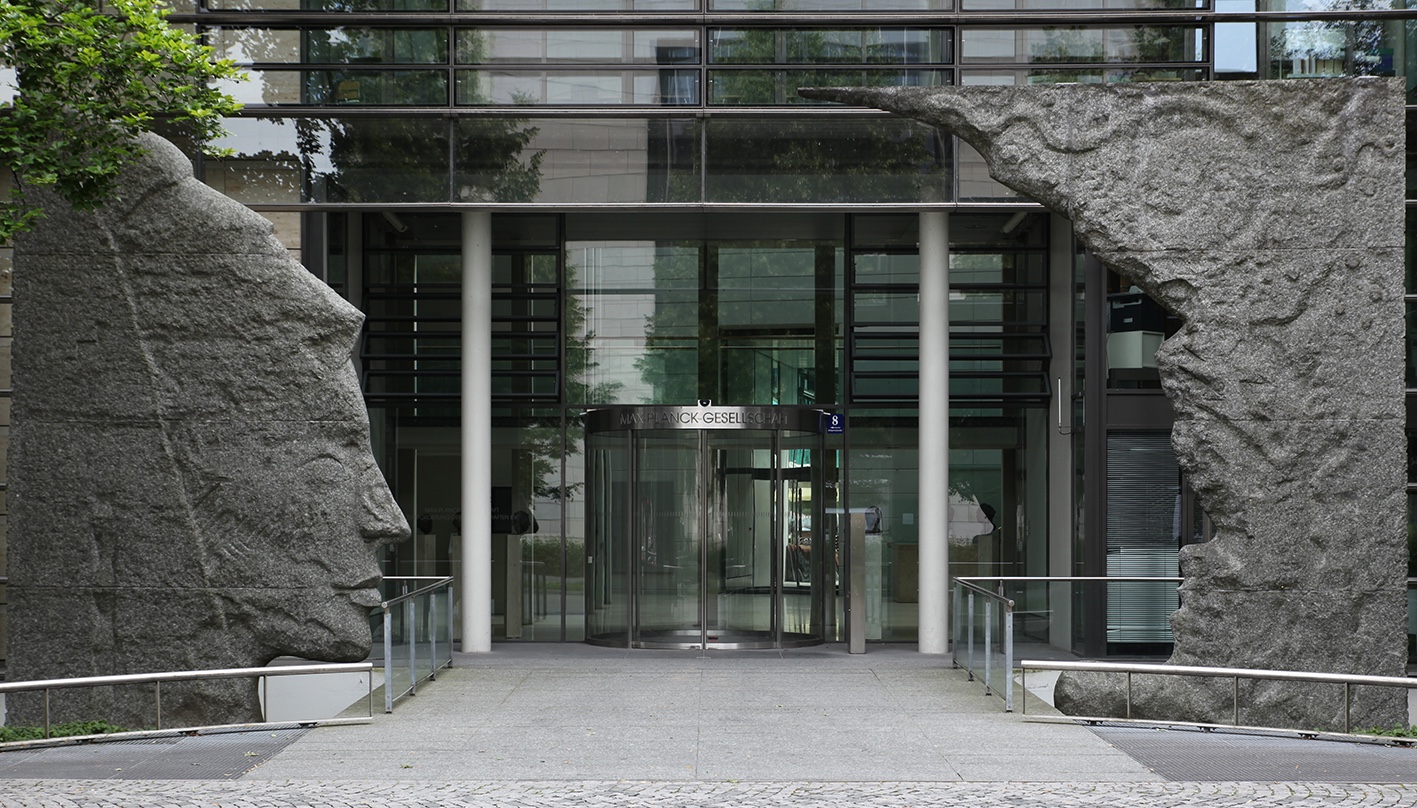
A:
585,406,829,649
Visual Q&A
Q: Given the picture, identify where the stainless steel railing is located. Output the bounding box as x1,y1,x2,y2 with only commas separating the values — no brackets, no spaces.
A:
0,662,375,746
950,576,1182,713
1018,659,1417,738
952,578,1016,710
377,575,454,713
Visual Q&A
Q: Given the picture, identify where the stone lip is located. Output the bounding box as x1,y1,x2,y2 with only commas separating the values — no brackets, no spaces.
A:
7,133,411,729
805,80,1409,729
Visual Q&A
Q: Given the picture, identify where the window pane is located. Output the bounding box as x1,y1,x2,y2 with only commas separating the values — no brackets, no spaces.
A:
855,253,920,286
963,0,1201,9
458,29,700,64
704,116,949,203
458,118,700,204
457,0,695,9
709,69,949,105
211,27,302,64
457,69,698,105
961,27,1206,64
209,0,449,9
960,67,1208,85
712,0,946,9
709,28,951,65
302,70,450,105
305,29,449,64
1265,20,1400,78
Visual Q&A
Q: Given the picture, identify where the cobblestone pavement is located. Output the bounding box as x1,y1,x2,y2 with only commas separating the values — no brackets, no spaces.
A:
0,780,1415,806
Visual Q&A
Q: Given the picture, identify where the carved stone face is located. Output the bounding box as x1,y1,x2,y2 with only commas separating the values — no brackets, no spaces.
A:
9,133,412,691
168,295,412,664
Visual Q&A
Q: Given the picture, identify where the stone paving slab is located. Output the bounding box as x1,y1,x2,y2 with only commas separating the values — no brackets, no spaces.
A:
4,644,1416,806
0,779,1414,807
1092,726,1417,783
241,646,1155,783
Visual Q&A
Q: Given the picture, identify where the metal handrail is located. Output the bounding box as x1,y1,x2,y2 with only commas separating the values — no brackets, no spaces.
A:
950,576,1183,713
383,575,455,608
1019,659,1417,735
0,662,375,744
379,575,455,713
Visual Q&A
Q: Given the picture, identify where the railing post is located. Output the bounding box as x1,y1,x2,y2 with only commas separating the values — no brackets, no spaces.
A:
1344,683,1351,734
43,689,50,739
428,588,438,682
155,682,162,730
983,598,993,696
951,582,961,668
406,592,417,696
1233,676,1240,727
1020,664,1027,716
446,581,456,668
967,592,976,682
1004,606,1015,713
1125,672,1132,720
384,606,394,714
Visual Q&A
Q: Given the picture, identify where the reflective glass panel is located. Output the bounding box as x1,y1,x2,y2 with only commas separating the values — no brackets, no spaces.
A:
569,241,702,405
564,419,589,641
963,0,1201,8
709,69,950,105
960,27,1206,64
634,431,703,644
492,409,566,640
703,116,949,203
1263,20,1400,78
305,28,449,63
709,28,951,64
457,0,696,9
457,69,698,105
306,118,452,202
303,70,449,105
960,67,1208,85
207,0,449,10
711,0,946,9
211,27,303,64
202,118,304,204
1407,301,1417,389
846,409,918,640
458,117,700,204
457,29,700,64
854,253,919,286
585,430,631,644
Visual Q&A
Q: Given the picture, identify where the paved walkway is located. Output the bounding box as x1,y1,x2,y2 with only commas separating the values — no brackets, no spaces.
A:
0,644,1414,806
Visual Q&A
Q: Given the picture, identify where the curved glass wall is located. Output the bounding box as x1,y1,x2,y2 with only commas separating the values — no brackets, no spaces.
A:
584,406,827,649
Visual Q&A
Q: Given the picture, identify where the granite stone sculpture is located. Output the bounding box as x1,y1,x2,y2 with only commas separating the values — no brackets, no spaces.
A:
802,79,1408,729
6,134,411,727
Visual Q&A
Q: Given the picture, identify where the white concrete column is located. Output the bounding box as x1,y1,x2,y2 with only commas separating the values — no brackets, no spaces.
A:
461,212,493,653
1047,213,1076,651
918,211,950,654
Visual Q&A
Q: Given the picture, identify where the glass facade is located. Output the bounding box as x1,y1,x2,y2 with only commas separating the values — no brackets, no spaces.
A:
155,0,1417,655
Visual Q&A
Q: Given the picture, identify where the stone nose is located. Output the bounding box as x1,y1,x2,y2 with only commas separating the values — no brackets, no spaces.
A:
360,465,411,545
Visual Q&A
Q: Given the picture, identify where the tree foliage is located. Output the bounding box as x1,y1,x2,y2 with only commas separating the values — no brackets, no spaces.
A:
0,0,244,240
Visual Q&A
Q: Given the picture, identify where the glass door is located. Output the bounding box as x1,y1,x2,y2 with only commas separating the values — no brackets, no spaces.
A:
634,431,702,646
584,407,827,649
705,430,775,645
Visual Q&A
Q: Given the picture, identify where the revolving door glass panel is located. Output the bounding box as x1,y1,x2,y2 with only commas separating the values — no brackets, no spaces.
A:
584,407,826,649
635,431,702,645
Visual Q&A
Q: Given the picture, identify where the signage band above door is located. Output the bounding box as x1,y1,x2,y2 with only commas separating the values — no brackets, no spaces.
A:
585,405,823,434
